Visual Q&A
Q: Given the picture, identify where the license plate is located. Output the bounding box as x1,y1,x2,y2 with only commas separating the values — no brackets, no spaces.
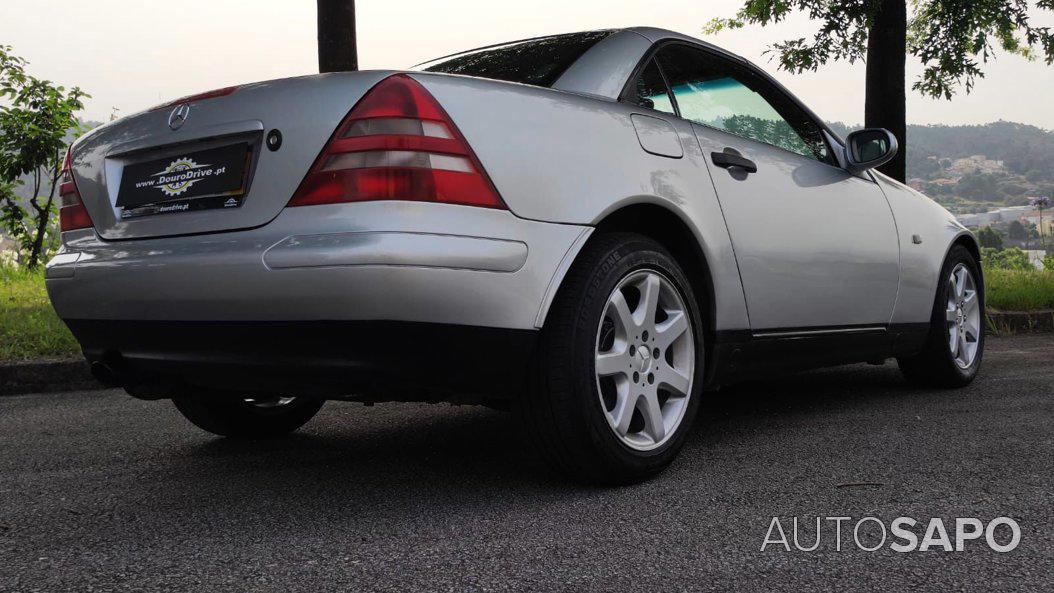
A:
116,143,251,218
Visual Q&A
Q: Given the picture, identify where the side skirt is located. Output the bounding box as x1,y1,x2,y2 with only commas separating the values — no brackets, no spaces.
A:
705,323,930,387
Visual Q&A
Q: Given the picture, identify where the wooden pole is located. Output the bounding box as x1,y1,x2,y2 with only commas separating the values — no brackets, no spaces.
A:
317,0,358,73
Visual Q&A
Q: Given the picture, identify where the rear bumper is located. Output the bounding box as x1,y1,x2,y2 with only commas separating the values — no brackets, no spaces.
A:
46,201,589,399
45,201,591,330
67,319,537,400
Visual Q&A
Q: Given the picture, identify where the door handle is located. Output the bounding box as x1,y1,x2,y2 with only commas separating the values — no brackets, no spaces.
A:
711,149,758,173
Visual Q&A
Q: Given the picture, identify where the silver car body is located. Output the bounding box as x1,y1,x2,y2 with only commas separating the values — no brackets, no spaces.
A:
46,27,977,396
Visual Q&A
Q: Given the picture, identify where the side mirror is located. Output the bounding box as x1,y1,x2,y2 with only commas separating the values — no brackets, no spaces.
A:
844,128,898,174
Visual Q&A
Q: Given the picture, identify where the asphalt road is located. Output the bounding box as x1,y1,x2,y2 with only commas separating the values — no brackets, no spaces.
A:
1,335,1051,592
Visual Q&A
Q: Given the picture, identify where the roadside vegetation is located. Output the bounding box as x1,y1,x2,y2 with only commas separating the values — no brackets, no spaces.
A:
985,269,1054,311
982,247,1054,311
0,265,79,360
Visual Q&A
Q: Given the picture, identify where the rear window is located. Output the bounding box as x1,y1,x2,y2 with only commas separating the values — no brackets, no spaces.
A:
416,31,613,88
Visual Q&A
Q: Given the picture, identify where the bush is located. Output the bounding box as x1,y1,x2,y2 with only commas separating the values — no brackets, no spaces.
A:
981,247,1032,271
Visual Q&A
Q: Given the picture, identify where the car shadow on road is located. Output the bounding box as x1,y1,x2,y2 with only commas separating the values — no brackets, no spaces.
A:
162,363,918,500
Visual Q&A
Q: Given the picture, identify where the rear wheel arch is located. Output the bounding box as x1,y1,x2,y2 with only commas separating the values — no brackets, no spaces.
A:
541,203,717,364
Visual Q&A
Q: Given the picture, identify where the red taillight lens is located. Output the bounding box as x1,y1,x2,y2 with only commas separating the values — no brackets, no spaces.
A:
288,74,505,209
150,85,240,111
58,149,93,232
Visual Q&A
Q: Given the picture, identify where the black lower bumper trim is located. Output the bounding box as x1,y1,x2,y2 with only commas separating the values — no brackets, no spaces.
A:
64,319,538,402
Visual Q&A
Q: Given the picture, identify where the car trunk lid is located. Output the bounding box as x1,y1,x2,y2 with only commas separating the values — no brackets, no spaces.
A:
68,70,395,240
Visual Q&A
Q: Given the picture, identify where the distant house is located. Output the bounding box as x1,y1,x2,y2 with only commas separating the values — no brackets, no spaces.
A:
946,155,1005,176
1021,211,1054,236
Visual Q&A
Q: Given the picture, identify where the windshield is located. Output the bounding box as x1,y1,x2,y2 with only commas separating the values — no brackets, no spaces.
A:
415,30,613,88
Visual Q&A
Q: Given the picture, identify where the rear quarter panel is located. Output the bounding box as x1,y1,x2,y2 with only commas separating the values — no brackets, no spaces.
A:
411,72,749,331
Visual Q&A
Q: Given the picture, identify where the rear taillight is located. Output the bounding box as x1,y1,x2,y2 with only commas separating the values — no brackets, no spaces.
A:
288,74,505,209
58,148,93,232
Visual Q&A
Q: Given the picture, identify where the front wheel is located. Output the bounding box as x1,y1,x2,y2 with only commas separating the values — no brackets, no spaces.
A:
898,244,985,388
173,395,325,438
519,233,704,484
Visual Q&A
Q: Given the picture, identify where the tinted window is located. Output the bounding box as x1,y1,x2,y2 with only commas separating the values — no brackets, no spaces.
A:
417,31,613,88
655,44,831,162
626,59,675,114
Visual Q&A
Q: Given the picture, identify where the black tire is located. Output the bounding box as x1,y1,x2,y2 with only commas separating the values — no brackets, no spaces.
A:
173,395,325,438
897,244,985,388
519,232,705,485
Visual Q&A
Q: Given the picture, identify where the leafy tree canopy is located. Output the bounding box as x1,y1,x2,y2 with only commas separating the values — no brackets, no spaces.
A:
706,1,1054,100
977,225,1005,249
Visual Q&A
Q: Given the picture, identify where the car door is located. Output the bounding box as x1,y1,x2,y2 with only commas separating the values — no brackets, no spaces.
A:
652,43,900,331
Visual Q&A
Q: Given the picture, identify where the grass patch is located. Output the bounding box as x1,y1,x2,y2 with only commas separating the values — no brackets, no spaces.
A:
984,268,1054,312
0,266,80,361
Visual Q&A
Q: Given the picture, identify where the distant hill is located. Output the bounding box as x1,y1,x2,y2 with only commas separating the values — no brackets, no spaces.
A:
829,121,1054,215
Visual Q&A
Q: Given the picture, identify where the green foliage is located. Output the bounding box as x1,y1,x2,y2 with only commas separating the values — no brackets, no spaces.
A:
705,1,1054,100
0,264,79,360
1008,220,1027,241
957,173,1001,201
982,246,1032,270
977,227,1005,250
1044,254,1054,270
0,45,87,269
984,268,1054,311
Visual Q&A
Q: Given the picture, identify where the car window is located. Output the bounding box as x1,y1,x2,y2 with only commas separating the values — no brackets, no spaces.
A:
626,58,676,115
416,31,613,88
654,44,831,163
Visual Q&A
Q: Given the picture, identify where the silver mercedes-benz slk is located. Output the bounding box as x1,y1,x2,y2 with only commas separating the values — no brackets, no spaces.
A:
46,27,984,483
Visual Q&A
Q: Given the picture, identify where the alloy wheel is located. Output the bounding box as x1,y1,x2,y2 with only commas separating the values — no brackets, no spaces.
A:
594,269,695,451
946,263,981,369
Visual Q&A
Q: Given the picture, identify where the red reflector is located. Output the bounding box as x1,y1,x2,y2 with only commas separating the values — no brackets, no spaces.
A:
60,204,93,232
151,85,240,111
288,74,505,209
291,167,503,208
58,148,94,232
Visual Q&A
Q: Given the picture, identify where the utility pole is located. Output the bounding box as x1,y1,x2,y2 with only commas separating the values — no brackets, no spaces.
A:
317,0,357,73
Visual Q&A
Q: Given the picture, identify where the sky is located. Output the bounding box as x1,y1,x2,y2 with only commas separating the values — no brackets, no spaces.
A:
4,0,1054,128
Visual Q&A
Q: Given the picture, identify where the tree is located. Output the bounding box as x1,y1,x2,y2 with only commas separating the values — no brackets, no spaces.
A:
0,46,87,269
1032,195,1051,248
705,1,1054,183
977,226,1004,250
317,0,357,73
1008,219,1027,241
